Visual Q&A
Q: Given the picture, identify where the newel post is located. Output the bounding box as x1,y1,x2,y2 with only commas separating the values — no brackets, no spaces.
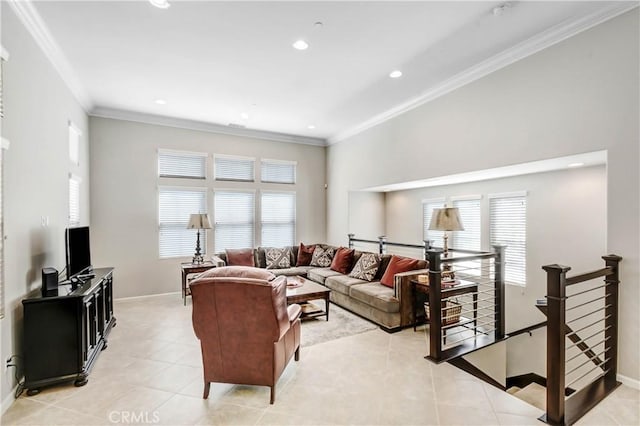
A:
378,236,387,255
492,244,506,340
423,240,432,261
602,254,622,388
427,248,443,361
542,263,571,426
348,233,355,249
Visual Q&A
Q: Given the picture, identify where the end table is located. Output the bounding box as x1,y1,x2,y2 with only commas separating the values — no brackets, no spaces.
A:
181,262,216,305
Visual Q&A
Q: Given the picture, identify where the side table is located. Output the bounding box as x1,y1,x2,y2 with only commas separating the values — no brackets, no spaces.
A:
411,279,478,332
181,262,216,305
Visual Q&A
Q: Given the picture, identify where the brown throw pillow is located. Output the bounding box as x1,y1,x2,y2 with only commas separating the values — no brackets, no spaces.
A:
225,248,255,267
296,243,316,266
196,266,275,281
330,247,355,274
349,252,381,282
380,255,421,288
310,246,336,267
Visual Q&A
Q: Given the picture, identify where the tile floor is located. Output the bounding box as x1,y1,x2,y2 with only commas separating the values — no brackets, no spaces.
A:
2,293,638,425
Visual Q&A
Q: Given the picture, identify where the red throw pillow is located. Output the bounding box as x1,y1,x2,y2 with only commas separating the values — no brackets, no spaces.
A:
226,248,255,267
296,243,316,266
330,247,355,274
380,255,421,288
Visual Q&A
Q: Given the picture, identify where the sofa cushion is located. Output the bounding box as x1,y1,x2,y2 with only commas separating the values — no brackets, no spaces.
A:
270,266,314,277
330,247,355,274
196,266,275,281
307,267,341,284
265,247,292,269
375,254,393,281
226,248,255,267
349,283,400,313
349,252,381,282
325,275,367,295
380,255,422,288
310,246,336,267
296,243,316,266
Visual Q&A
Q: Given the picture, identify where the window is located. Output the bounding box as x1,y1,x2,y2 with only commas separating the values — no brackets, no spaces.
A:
214,190,255,251
0,144,4,320
422,198,445,247
490,192,527,286
158,187,207,258
214,155,254,182
452,196,481,251
69,174,81,226
69,122,81,166
158,150,206,179
261,159,296,184
261,192,296,247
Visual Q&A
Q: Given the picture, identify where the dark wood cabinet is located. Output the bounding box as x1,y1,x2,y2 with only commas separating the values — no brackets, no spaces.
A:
22,267,115,395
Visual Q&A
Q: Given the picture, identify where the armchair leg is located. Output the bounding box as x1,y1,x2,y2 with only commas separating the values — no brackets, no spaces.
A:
203,381,210,399
270,386,275,404
295,347,300,361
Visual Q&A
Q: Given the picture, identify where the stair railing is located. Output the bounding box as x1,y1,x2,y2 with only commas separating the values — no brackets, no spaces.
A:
541,255,622,426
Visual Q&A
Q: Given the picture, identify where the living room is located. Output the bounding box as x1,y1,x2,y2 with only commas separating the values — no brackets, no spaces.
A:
1,1,638,425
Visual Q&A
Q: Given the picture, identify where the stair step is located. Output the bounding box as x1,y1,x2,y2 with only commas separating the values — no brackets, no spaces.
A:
513,382,546,411
506,386,521,395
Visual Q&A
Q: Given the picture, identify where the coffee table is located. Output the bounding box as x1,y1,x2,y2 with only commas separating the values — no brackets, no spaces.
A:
286,276,331,321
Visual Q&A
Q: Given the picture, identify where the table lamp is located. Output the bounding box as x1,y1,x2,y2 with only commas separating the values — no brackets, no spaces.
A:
187,213,212,264
428,207,464,281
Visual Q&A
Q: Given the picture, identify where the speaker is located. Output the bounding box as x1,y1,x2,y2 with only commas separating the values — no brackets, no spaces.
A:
41,267,58,297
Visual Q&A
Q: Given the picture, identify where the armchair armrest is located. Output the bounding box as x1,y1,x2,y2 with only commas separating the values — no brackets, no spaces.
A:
211,255,226,267
393,269,430,327
287,304,302,323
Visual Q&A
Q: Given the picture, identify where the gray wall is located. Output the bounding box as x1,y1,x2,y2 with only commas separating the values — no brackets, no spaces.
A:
89,117,326,299
327,10,639,381
1,7,90,405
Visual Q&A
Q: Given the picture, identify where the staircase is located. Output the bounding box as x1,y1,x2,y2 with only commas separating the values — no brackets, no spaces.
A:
507,383,546,411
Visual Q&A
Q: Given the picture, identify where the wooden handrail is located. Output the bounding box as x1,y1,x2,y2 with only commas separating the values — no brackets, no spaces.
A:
565,267,613,286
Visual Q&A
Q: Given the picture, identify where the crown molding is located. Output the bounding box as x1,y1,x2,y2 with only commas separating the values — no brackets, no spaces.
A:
7,0,92,112
327,2,639,145
90,107,327,147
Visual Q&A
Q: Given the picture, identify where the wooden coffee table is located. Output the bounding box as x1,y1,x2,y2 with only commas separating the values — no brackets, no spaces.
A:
286,276,331,321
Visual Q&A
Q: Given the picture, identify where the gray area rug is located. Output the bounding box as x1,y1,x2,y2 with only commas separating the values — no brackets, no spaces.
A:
300,302,378,347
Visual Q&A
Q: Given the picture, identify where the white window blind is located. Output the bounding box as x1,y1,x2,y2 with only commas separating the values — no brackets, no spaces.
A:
423,199,445,247
69,122,80,166
69,174,81,226
158,150,206,179
0,146,4,319
261,192,296,247
214,190,255,251
261,159,296,184
158,187,207,258
490,193,527,286
214,155,254,182
452,197,481,251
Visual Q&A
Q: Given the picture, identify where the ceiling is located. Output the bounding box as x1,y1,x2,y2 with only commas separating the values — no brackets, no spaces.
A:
15,1,637,144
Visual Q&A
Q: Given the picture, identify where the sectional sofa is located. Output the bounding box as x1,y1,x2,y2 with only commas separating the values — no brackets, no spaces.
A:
212,244,428,332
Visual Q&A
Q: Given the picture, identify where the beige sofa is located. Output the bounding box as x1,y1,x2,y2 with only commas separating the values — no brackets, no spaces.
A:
213,245,428,332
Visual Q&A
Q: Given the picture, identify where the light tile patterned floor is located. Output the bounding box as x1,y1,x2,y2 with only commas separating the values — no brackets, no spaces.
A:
2,293,638,425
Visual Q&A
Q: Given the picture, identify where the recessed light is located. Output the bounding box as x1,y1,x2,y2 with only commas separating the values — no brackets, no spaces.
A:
155,99,167,105
293,40,309,50
307,125,316,130
568,162,584,168
240,112,249,120
149,0,170,9
389,70,403,79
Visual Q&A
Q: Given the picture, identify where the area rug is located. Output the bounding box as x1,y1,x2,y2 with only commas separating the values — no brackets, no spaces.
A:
300,302,378,347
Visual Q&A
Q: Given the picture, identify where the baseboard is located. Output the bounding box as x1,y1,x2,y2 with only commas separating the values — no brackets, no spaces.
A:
1,382,19,415
617,373,640,390
114,291,180,302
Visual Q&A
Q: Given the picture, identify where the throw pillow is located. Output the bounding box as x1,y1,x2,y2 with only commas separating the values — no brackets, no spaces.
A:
226,248,255,267
296,243,316,266
310,245,336,267
265,247,292,269
196,266,275,281
349,252,381,282
380,255,422,288
330,247,355,274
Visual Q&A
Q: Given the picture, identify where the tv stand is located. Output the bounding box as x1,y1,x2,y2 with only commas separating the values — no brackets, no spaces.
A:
22,267,115,395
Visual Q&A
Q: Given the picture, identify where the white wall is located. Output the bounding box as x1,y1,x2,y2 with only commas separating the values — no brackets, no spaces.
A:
382,166,607,331
327,10,639,380
89,117,326,299
0,7,90,405
348,191,385,239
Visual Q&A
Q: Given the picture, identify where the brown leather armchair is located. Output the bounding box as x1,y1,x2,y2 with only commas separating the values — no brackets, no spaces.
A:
190,266,301,404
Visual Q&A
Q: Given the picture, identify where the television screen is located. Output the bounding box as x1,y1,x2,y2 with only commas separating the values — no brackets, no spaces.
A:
66,226,92,279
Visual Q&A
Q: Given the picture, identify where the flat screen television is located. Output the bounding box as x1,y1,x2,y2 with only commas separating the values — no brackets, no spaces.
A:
65,226,92,279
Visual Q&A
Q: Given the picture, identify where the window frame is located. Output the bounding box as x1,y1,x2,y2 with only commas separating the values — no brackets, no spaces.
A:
422,197,446,247
260,190,296,247
260,158,297,184
451,195,482,252
489,191,528,287
158,148,207,180
68,173,81,227
158,186,208,259
213,154,255,182
68,121,81,166
213,189,256,252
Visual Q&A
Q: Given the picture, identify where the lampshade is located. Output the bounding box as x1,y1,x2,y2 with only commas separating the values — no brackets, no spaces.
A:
429,208,464,232
187,213,212,230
